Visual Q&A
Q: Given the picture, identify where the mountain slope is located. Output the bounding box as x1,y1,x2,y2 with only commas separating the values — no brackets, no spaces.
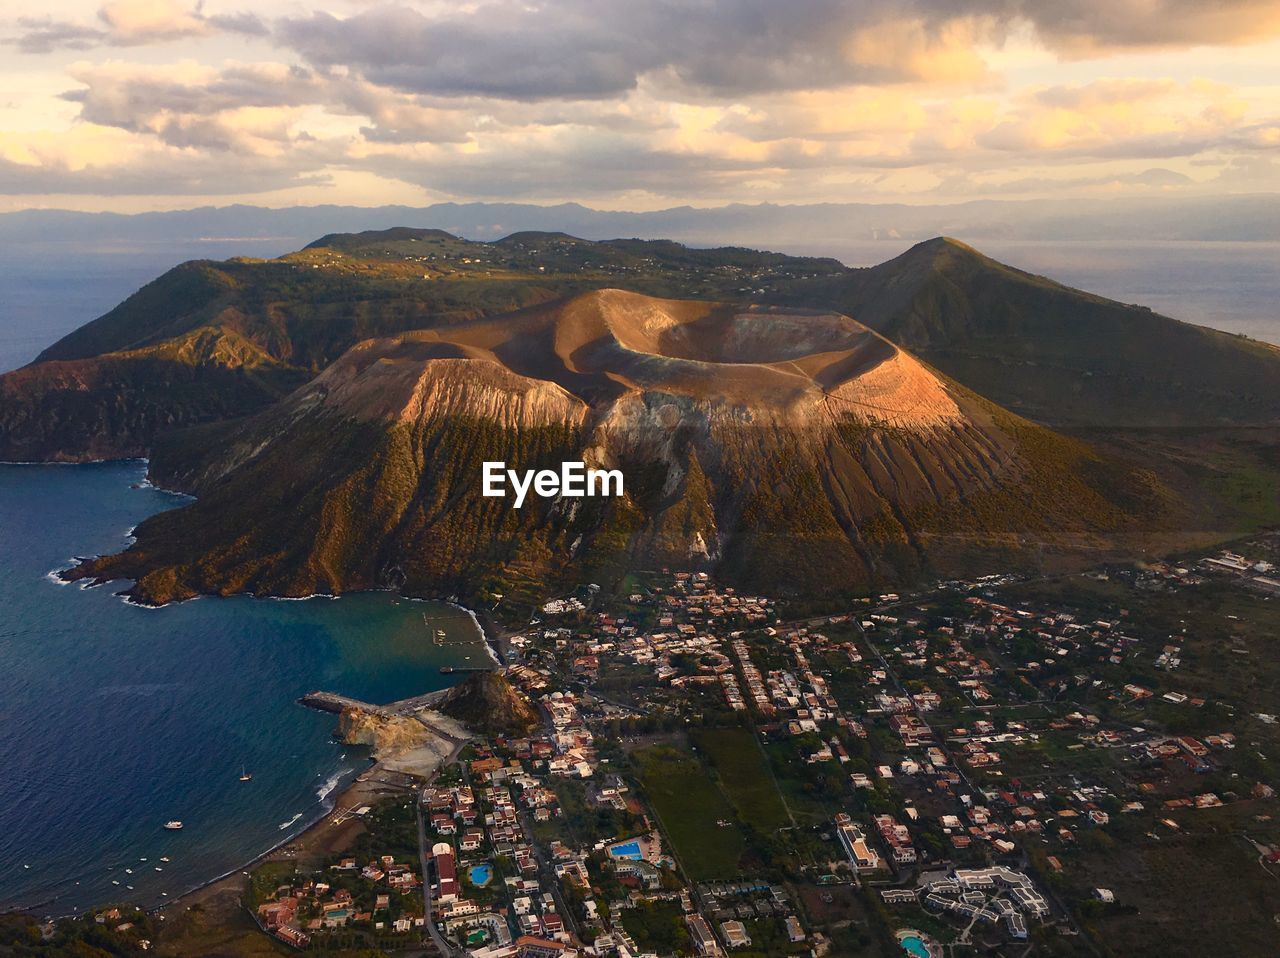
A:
63,290,1168,606
789,237,1280,426
0,327,306,462
6,230,1278,463
2,230,847,461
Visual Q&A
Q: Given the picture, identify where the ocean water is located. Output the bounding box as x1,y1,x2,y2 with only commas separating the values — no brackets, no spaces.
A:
0,460,483,916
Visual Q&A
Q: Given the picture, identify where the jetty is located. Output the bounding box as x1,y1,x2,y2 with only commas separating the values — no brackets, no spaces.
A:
298,688,453,718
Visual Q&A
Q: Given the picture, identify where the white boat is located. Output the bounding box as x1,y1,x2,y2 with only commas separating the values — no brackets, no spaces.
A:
163,820,183,830
239,765,253,782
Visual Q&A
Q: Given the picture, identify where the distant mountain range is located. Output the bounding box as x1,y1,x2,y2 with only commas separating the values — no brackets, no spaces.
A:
6,227,1278,604
5,194,1280,253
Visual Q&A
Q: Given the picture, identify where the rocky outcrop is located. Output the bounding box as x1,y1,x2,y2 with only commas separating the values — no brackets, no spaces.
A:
437,673,540,737
335,707,472,776
337,709,436,755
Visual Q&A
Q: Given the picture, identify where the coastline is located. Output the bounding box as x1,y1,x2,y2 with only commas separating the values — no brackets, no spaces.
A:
156,703,474,921
7,459,499,926
474,608,514,666
155,759,409,918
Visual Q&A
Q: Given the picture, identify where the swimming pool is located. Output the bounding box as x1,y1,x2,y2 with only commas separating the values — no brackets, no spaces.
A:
608,840,643,860
900,935,929,958
469,863,492,886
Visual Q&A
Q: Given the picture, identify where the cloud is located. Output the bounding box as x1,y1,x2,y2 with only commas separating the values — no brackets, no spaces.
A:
40,51,1280,205
1018,0,1280,54
6,1,1280,206
974,78,1256,160
98,0,206,43
10,19,106,53
0,126,328,195
273,2,1012,102
270,1,1280,104
59,60,476,151
10,1,266,53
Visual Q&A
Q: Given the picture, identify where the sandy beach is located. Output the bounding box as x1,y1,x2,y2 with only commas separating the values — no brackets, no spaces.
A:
154,699,472,953
159,762,407,914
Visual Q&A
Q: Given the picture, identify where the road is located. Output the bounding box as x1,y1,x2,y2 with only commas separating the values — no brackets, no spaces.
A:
417,797,462,958
517,805,579,940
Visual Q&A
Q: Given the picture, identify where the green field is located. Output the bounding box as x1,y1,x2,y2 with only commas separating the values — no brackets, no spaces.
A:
1058,822,1280,958
692,727,791,831
635,745,746,881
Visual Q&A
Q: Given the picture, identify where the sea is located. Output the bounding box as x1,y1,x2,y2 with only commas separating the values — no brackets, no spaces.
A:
0,459,485,916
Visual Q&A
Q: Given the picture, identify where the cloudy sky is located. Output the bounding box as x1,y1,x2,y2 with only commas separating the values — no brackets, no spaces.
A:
3,0,1280,212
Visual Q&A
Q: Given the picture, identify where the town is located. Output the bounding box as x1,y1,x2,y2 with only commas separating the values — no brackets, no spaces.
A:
229,534,1280,957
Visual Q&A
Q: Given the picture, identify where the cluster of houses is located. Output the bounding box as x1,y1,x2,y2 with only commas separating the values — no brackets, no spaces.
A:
420,682,651,954
255,855,424,948
1199,547,1280,594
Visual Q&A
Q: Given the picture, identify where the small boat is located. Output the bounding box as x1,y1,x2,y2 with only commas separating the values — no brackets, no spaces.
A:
239,765,253,782
160,857,170,863
436,629,447,638
124,869,132,874
164,821,183,830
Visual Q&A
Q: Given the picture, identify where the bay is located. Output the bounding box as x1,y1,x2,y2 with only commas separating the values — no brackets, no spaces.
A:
0,459,482,916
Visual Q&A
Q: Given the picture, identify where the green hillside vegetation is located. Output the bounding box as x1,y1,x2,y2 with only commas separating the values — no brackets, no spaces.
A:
0,327,306,461
785,237,1280,427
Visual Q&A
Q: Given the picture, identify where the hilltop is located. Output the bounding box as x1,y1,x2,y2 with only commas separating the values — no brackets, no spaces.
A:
787,237,1280,427
437,672,540,738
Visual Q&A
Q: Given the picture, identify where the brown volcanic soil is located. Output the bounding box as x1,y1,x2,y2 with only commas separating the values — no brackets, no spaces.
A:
295,288,965,432
64,290,1173,606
